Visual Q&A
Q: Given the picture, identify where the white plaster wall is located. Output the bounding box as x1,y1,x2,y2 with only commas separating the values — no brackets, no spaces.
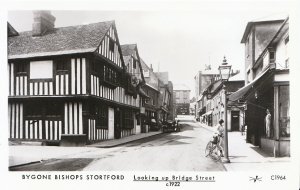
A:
108,107,114,139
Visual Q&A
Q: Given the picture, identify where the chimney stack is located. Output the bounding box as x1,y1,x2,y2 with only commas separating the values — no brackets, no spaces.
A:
32,11,56,36
150,64,153,72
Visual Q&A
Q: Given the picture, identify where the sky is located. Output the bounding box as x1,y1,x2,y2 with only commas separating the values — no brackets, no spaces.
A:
7,1,291,97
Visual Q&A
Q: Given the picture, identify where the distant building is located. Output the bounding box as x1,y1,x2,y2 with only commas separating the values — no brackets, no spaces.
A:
140,59,160,132
206,72,245,129
155,72,174,121
194,69,239,119
173,84,190,115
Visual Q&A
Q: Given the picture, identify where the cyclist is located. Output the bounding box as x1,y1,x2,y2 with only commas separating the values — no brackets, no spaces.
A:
216,119,225,157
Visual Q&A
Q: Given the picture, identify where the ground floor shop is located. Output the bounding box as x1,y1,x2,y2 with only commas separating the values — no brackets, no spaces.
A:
8,97,142,145
229,69,290,157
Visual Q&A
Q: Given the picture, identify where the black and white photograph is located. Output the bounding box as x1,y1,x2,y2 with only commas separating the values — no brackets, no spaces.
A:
1,0,300,189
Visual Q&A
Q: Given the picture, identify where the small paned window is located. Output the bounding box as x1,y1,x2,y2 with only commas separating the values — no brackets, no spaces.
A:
123,110,134,129
56,58,69,71
133,59,136,69
269,51,275,60
15,63,26,74
109,38,114,52
95,104,108,129
24,102,43,117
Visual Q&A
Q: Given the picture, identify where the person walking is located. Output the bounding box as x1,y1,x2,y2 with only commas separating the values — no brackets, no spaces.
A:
216,119,225,157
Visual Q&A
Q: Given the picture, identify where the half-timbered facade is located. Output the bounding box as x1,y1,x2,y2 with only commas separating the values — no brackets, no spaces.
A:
8,11,141,144
140,59,160,132
120,44,148,134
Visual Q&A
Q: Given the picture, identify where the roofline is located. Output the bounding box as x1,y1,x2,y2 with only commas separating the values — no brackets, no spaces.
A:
7,22,19,37
241,19,285,43
11,20,115,34
133,44,146,84
121,43,137,47
144,83,160,92
8,48,95,59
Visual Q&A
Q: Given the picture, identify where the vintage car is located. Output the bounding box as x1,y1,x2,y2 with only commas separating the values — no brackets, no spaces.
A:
149,118,161,131
162,120,180,133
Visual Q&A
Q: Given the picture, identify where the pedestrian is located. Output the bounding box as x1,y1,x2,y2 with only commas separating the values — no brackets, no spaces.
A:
216,119,225,157
241,124,245,135
265,109,271,138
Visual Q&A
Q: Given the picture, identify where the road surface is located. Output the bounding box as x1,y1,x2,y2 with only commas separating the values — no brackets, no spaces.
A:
10,116,225,171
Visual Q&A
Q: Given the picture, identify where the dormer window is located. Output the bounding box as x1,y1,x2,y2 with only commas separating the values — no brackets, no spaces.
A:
269,51,275,60
30,60,53,79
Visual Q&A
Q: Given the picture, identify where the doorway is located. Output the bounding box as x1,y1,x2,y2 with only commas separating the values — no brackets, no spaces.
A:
231,111,240,131
114,108,121,139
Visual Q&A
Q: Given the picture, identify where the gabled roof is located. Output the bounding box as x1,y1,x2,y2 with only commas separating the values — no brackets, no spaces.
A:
121,44,136,57
140,58,150,71
120,44,145,84
8,21,113,59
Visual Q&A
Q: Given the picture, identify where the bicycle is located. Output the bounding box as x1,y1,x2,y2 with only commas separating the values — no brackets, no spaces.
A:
205,133,222,161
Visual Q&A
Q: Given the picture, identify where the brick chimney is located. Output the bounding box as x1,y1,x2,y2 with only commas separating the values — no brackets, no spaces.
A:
32,11,56,36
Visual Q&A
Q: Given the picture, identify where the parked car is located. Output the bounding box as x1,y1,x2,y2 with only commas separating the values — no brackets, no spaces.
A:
149,118,161,131
162,120,180,133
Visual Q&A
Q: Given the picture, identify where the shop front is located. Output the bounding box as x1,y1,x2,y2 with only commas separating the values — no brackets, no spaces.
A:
229,68,289,157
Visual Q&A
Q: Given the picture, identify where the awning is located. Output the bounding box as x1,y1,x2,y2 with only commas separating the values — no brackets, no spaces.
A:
228,67,273,102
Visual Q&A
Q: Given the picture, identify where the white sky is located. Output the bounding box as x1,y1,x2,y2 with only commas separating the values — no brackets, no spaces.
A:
7,1,291,97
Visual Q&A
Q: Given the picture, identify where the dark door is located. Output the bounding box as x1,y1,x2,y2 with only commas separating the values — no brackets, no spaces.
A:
114,108,121,139
231,111,240,131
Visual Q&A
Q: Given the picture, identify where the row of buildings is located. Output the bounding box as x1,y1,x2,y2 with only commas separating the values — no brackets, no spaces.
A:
194,16,290,157
7,11,174,145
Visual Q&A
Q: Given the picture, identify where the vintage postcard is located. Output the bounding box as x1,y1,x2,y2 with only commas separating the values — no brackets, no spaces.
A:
1,0,299,189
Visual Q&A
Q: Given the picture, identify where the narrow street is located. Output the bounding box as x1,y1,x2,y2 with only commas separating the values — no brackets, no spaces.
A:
10,116,225,171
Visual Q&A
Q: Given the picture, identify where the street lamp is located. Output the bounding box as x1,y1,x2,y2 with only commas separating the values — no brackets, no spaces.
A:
218,56,231,163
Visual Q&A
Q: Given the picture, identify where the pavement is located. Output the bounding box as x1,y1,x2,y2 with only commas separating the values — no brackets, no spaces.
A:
9,131,162,168
195,121,291,171
87,131,162,148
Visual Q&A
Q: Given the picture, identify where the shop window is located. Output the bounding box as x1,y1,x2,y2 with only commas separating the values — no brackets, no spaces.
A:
24,101,63,119
24,102,43,118
123,110,134,129
95,105,108,129
279,86,290,138
45,102,63,117
30,60,53,79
